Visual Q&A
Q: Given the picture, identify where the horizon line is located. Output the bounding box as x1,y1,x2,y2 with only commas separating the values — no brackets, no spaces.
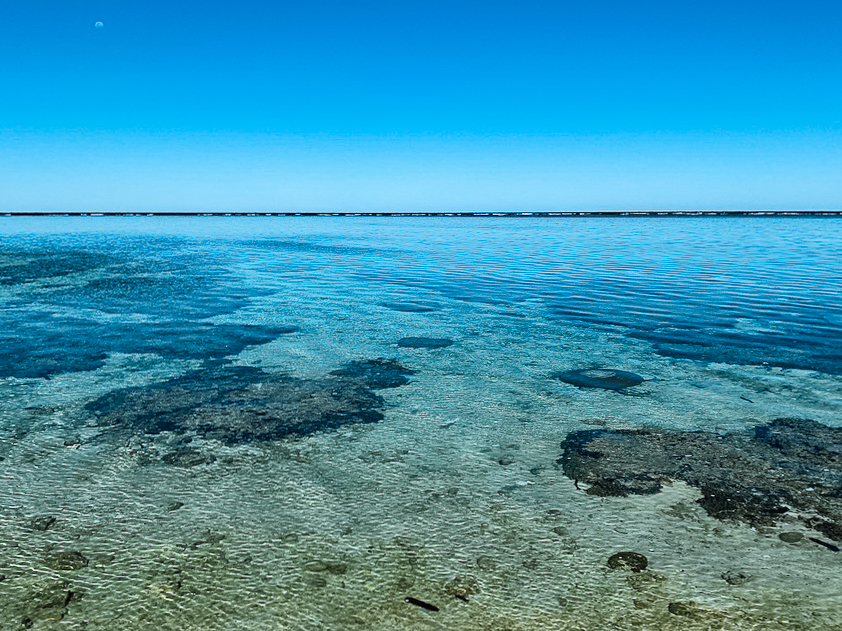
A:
3,210,842,218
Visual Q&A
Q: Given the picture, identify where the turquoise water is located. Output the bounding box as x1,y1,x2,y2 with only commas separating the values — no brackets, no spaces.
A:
1,216,841,630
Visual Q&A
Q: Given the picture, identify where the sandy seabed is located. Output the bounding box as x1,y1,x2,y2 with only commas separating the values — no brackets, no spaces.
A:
2,283,842,631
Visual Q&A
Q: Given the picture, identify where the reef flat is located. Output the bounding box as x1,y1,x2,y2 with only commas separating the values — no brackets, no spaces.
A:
85,359,415,445
559,418,842,543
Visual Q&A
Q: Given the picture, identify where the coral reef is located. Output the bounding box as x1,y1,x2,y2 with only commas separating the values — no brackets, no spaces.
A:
85,359,415,444
559,418,842,536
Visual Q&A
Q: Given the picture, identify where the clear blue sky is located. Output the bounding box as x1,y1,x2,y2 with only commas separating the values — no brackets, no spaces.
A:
2,0,841,212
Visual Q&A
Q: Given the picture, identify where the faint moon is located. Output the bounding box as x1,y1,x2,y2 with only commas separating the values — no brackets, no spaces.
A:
95,21,104,28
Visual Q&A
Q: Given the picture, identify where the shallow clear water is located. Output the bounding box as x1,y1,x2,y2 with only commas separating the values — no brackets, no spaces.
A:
1,216,841,630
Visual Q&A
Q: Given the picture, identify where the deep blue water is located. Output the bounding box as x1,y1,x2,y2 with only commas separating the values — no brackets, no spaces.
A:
2,216,840,378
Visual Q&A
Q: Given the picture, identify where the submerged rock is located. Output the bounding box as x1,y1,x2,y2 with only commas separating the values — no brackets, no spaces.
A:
553,368,644,392
397,337,454,349
559,418,842,533
606,551,648,572
445,575,479,600
721,570,752,585
626,570,666,590
45,551,88,571
29,516,56,531
778,531,803,543
21,580,80,626
161,449,216,467
85,359,415,444
668,601,705,618
329,358,415,389
754,417,842,468
303,560,348,574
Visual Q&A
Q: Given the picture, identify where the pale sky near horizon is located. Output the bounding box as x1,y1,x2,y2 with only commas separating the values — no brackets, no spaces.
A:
2,0,841,212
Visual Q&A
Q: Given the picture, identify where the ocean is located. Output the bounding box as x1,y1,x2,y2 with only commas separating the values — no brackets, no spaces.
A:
1,215,841,630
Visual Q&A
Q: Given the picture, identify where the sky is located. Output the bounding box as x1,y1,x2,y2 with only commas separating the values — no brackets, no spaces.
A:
1,0,841,212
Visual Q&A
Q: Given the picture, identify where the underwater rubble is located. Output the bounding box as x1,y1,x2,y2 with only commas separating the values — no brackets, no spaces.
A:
85,359,415,445
559,418,842,540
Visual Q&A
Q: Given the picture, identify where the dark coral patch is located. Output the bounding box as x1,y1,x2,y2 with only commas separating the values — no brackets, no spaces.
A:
607,551,648,572
85,359,414,444
329,358,415,389
629,329,842,376
0,248,290,378
0,321,297,379
0,250,109,286
754,417,842,468
397,337,454,349
559,418,842,532
554,368,644,392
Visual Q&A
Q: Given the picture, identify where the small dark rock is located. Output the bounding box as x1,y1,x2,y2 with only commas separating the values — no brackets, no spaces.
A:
397,575,415,590
779,531,803,543
626,571,666,590
45,551,88,571
721,570,751,585
330,358,416,389
445,575,479,601
522,557,540,570
554,368,644,392
29,516,56,531
476,555,496,570
162,449,215,467
668,601,702,617
397,337,454,349
192,532,225,548
606,551,648,572
304,560,348,575
814,520,842,541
